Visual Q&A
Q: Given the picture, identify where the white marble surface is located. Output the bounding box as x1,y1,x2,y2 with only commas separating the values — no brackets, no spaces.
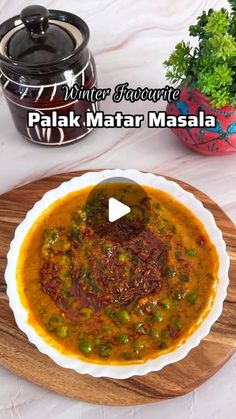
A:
0,0,236,417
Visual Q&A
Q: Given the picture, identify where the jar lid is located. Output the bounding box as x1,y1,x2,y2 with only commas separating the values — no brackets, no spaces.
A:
0,6,90,71
8,6,77,64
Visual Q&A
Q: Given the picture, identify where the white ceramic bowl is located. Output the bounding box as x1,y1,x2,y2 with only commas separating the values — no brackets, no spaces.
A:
5,169,230,379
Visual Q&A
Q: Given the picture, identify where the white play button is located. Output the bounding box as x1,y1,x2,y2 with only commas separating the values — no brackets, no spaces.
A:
108,197,131,223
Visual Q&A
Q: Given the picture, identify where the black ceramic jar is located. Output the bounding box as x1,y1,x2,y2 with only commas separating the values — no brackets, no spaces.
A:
0,5,97,145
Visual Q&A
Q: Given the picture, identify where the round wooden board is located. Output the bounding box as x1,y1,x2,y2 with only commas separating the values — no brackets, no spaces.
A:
0,171,236,406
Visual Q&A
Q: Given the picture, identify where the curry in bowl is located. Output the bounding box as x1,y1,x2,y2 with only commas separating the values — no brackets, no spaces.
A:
17,184,219,364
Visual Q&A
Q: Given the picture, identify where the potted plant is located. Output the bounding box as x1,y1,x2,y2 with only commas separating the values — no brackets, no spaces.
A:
164,0,236,155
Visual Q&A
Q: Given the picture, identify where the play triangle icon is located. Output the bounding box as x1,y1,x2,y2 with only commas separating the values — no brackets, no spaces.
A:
108,197,131,223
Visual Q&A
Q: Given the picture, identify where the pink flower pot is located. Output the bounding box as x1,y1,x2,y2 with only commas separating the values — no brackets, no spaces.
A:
166,87,236,155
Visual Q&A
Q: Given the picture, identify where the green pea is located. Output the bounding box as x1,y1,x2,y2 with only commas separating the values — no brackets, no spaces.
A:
116,310,130,324
70,228,79,239
154,203,161,210
158,222,165,231
118,253,126,262
161,299,171,310
96,343,112,358
187,248,196,256
165,267,176,277
118,334,129,344
105,309,114,318
79,307,93,320
134,339,145,351
155,309,164,323
160,330,169,339
56,326,68,338
134,322,143,331
174,320,182,329
79,341,93,354
49,315,63,325
187,294,197,304
103,324,110,332
150,328,159,338
48,315,64,331
159,341,168,349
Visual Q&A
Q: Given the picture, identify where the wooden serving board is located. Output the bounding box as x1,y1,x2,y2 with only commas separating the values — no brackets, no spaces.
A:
0,171,236,406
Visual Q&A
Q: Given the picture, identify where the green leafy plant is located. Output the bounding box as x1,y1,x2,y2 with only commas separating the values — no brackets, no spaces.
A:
164,0,236,108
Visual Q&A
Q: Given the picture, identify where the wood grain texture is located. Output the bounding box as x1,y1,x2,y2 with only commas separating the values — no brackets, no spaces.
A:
0,171,235,406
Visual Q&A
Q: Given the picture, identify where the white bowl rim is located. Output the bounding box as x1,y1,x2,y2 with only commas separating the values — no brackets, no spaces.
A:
5,169,230,379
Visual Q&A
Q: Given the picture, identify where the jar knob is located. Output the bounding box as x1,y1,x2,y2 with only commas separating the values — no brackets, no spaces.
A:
21,5,49,38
